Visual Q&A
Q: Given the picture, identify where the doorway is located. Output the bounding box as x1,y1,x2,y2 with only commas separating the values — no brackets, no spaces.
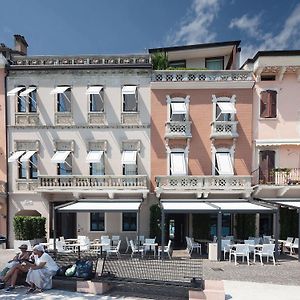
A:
167,213,187,248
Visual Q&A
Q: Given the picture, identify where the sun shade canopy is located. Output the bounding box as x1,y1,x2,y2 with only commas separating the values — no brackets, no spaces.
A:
217,102,236,114
20,151,36,162
51,151,71,163
122,86,137,95
8,151,25,163
50,86,70,95
86,151,103,163
171,102,187,115
58,200,142,212
19,87,36,96
170,153,187,175
121,151,137,165
7,87,25,96
216,152,234,175
86,86,103,94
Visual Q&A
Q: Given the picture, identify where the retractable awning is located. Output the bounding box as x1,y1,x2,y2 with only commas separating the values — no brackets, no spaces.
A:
121,151,137,165
86,151,103,163
170,153,187,175
217,102,236,114
20,151,36,162
209,201,272,213
7,87,25,96
260,198,300,209
19,87,36,96
256,139,300,146
8,151,25,163
50,86,70,95
161,201,217,213
58,200,142,212
216,152,234,175
51,151,71,163
122,86,137,95
86,86,103,94
171,102,187,115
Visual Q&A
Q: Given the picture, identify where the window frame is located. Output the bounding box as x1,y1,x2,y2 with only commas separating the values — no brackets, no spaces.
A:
259,89,278,119
90,212,105,232
205,56,224,70
57,89,72,113
122,87,138,113
29,152,38,179
16,87,37,113
89,154,105,175
89,92,104,113
212,146,234,176
57,154,72,175
122,212,137,232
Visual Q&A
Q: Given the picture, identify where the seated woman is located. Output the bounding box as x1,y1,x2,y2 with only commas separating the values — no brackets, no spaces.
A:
25,244,59,293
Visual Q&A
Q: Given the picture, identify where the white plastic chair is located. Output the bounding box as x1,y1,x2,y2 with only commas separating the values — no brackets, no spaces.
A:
56,241,72,253
125,236,130,253
112,235,120,246
244,240,255,254
284,237,294,253
79,236,90,251
225,236,234,241
101,235,109,242
158,240,172,259
221,239,231,260
186,237,201,256
136,235,145,245
263,235,272,244
144,238,156,255
254,244,275,265
106,240,121,258
101,238,111,252
291,238,299,255
229,244,250,266
130,240,144,258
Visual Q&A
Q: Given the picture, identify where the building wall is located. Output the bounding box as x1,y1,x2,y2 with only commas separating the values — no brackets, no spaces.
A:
151,88,253,190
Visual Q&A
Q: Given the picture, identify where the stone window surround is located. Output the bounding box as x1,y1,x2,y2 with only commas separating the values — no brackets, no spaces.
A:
166,95,190,122
211,95,236,123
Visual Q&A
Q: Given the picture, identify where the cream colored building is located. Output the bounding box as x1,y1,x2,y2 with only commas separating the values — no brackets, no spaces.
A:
6,53,152,245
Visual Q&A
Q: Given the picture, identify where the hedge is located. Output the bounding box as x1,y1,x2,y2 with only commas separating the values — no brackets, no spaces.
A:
13,216,46,240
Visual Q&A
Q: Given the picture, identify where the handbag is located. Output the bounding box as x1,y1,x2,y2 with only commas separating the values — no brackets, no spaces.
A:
75,260,93,279
65,264,77,277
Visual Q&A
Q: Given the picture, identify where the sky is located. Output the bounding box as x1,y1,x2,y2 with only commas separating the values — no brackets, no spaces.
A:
1,0,300,64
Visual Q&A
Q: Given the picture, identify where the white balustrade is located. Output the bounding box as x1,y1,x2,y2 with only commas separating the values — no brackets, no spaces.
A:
210,121,238,138
165,121,192,138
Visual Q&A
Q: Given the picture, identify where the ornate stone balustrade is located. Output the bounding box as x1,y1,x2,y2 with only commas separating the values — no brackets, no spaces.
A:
38,175,148,190
121,112,140,125
12,55,151,67
152,70,253,82
16,179,38,191
55,112,74,125
155,175,252,196
210,121,238,139
165,121,192,138
88,112,106,125
15,113,39,126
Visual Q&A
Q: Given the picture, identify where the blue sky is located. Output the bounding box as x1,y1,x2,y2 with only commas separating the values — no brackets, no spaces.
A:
1,0,300,63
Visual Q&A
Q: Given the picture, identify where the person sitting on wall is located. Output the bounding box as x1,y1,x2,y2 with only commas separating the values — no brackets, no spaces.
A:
0,244,32,291
24,244,59,293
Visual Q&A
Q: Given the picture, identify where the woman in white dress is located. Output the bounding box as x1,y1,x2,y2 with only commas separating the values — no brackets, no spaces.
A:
25,244,59,293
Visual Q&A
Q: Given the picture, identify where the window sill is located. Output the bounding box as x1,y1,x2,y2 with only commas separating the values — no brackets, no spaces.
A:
258,117,278,121
121,112,140,124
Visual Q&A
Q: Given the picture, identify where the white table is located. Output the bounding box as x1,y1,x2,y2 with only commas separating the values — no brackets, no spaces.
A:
143,243,158,257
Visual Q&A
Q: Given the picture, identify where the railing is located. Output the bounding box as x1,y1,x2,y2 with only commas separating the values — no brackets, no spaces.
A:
152,70,253,82
210,121,238,138
15,113,39,126
156,175,252,191
165,121,192,138
253,168,300,185
38,175,148,190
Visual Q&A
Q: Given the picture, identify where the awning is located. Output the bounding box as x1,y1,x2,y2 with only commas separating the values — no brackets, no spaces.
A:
216,152,234,175
50,86,70,95
209,201,272,212
86,151,103,163
256,139,300,146
8,151,25,163
161,201,217,212
86,86,103,94
121,151,137,165
19,87,37,96
7,87,25,96
170,153,187,175
20,151,36,162
171,102,187,115
122,86,137,95
260,198,300,209
58,200,142,212
217,102,236,114
51,151,71,163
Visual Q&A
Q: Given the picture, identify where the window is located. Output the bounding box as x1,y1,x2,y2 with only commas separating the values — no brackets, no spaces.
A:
259,150,275,184
170,102,187,122
16,87,37,113
215,151,234,175
57,89,71,112
90,160,105,176
260,90,277,118
261,75,276,81
90,213,105,231
169,60,186,68
205,57,224,70
170,152,187,175
28,90,37,112
17,92,27,112
122,151,137,175
216,102,236,122
18,160,27,179
57,154,72,175
90,94,104,112
122,212,137,231
29,153,38,179
122,86,138,112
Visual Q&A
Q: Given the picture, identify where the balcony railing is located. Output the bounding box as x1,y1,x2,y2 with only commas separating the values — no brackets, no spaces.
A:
210,121,238,139
152,70,253,82
254,168,300,185
38,175,148,190
156,175,252,193
165,121,192,138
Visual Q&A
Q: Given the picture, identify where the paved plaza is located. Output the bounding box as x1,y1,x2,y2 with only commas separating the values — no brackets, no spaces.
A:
1,249,300,299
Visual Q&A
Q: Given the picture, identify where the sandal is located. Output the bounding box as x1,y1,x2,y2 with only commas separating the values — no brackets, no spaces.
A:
26,287,36,294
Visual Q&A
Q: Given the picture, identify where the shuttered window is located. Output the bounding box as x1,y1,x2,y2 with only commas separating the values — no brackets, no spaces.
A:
259,150,275,184
260,90,277,118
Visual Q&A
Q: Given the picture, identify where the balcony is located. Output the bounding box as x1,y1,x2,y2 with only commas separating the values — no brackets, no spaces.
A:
155,175,252,197
255,168,300,185
165,121,192,139
210,121,238,139
37,175,148,192
15,113,39,126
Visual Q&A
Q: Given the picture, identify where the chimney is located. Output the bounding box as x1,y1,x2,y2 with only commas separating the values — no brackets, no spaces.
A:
14,34,28,55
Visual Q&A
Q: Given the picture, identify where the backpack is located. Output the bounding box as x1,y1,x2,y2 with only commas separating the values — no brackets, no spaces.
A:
75,260,93,279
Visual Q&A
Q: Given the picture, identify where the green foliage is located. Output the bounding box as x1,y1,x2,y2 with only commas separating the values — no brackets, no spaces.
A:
13,216,46,240
192,214,211,240
235,214,256,239
149,204,161,241
151,52,168,70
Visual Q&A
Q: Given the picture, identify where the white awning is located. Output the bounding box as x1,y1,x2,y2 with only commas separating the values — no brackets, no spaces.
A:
19,87,37,96
50,86,70,95
20,151,36,162
210,201,272,212
122,86,137,95
86,151,103,163
51,151,71,163
276,201,300,209
217,102,236,114
86,86,103,95
121,151,137,165
260,198,300,209
171,102,187,115
58,200,142,212
7,87,25,96
216,152,234,175
170,153,187,175
161,201,217,212
256,139,300,146
8,151,25,163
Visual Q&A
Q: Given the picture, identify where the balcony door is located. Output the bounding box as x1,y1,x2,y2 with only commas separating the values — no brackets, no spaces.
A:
167,213,187,248
259,150,275,184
